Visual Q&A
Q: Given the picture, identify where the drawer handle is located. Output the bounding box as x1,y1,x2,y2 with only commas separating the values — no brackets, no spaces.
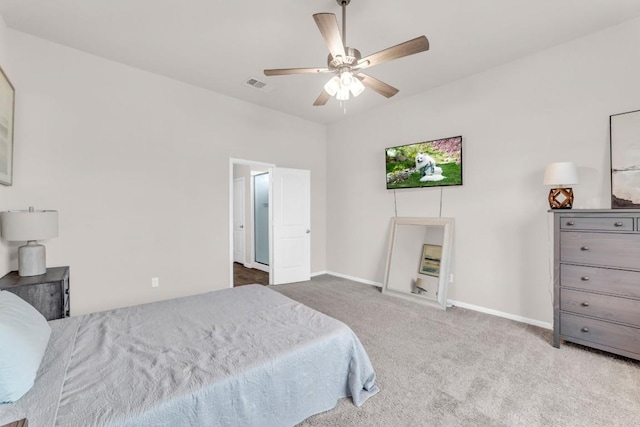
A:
580,276,589,281
614,222,623,227
566,221,575,226
581,327,590,333
580,246,590,251
581,302,590,307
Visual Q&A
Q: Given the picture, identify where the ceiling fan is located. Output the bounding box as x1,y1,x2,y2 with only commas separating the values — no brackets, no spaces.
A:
263,0,429,106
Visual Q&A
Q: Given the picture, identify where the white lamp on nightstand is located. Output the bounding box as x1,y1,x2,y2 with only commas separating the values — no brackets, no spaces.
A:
0,207,59,276
544,162,578,209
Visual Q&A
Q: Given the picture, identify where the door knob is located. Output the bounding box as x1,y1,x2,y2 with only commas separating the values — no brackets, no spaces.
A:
306,229,311,234
239,225,244,229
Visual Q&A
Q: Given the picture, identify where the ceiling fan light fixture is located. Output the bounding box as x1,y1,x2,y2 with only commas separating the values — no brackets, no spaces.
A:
339,71,354,86
336,86,350,101
263,0,429,107
350,77,365,97
324,76,340,96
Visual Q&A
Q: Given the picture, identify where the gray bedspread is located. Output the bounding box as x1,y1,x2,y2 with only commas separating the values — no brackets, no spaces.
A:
0,285,378,426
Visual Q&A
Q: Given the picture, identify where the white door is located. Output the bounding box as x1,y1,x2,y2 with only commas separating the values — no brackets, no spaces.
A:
270,168,311,285
233,178,245,264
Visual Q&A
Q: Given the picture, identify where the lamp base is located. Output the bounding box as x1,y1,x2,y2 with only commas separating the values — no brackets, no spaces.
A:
18,241,47,277
548,187,574,209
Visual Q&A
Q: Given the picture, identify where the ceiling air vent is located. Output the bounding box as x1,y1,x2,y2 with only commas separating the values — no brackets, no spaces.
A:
243,77,273,92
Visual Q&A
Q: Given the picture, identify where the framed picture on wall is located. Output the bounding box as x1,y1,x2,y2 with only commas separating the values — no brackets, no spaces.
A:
610,109,640,208
0,65,15,186
419,244,442,277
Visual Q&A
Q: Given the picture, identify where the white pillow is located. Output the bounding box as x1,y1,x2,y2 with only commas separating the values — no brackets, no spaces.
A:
0,290,52,403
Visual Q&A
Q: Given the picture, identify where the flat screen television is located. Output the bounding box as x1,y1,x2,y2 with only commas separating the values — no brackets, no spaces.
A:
385,136,463,189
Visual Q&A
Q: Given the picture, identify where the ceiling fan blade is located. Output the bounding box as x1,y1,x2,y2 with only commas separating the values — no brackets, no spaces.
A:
313,13,346,61
357,73,399,98
358,36,429,69
264,67,330,76
313,89,331,106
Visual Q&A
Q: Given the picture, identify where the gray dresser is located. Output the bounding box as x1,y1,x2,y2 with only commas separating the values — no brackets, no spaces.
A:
552,210,640,360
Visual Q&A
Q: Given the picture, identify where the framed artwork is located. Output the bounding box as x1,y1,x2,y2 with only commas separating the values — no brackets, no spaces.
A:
419,244,442,277
0,65,14,186
610,109,640,208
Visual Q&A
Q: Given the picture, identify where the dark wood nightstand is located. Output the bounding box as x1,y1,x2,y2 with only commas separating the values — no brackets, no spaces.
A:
0,266,70,320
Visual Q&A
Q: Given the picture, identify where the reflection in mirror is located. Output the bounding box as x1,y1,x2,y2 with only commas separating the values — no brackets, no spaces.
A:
383,217,454,310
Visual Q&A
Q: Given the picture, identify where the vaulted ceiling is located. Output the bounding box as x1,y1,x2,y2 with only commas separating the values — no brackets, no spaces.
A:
2,0,640,124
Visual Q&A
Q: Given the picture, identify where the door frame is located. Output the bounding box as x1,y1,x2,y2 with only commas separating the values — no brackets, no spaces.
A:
229,158,275,287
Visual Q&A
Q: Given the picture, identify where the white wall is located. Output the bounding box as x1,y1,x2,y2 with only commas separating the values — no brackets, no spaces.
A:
326,17,640,326
2,29,327,315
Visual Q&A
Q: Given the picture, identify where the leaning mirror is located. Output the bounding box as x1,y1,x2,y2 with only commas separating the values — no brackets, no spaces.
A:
383,217,454,310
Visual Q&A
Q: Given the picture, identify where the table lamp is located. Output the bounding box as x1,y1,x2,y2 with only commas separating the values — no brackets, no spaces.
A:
0,207,59,276
543,162,578,209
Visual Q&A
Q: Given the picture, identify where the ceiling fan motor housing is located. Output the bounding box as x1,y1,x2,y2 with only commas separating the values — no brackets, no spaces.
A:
328,47,361,69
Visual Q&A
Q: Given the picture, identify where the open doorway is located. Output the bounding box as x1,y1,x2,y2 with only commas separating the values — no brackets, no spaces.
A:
230,158,274,287
229,159,312,288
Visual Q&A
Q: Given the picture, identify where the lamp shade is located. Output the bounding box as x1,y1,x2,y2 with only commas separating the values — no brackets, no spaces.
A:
350,78,365,97
543,162,578,186
323,76,340,96
1,209,58,241
336,86,350,101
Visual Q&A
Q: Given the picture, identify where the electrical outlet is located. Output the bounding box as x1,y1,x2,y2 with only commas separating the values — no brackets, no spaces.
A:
151,277,159,288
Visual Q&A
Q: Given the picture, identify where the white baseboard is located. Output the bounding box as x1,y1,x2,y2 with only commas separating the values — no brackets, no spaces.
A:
323,271,552,330
448,299,553,330
324,271,383,287
251,263,269,273
311,270,327,277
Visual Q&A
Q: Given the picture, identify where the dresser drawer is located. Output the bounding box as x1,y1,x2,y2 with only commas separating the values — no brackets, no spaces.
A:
560,312,640,356
560,264,640,298
560,232,640,269
560,288,640,327
560,216,633,231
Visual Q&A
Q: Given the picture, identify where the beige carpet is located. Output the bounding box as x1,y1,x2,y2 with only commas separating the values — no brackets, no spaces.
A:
272,275,640,427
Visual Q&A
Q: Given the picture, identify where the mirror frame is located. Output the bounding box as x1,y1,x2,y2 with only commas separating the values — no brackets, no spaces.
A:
382,217,455,310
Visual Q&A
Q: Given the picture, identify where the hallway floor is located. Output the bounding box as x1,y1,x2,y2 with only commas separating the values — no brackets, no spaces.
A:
233,263,269,287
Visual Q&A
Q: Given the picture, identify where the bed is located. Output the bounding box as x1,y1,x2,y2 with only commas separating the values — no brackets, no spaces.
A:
0,285,378,426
